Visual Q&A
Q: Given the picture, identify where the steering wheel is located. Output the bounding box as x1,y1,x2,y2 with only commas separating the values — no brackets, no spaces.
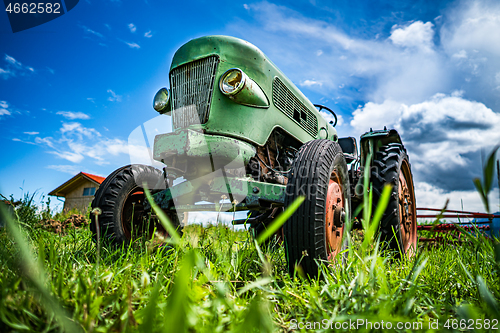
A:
314,104,338,127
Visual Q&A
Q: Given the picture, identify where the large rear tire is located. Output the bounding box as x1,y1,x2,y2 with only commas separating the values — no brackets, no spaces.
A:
284,140,350,277
90,164,180,246
371,143,417,256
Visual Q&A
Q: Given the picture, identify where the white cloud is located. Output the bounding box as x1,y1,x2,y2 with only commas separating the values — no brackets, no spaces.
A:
28,118,160,167
24,131,39,135
351,99,403,133
0,100,11,117
351,92,500,192
389,21,435,53
144,30,152,38
415,182,499,213
60,122,100,139
107,89,122,102
81,25,104,39
243,4,249,10
128,23,136,33
50,151,85,163
441,1,500,56
35,137,55,148
452,50,467,59
0,68,11,78
56,111,90,120
300,79,322,87
5,55,21,66
47,165,82,175
0,55,35,79
124,41,140,49
319,111,343,126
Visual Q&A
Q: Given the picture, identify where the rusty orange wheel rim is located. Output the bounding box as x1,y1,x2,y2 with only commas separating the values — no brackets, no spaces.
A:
399,159,417,255
325,170,345,260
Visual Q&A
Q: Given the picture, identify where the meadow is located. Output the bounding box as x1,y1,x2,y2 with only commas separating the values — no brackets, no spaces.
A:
0,150,499,332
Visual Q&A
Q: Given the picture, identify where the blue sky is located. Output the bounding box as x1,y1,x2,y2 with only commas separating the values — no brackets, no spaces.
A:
1,0,499,213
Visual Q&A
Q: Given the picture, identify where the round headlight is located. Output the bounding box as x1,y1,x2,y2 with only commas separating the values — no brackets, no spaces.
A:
153,88,170,113
219,68,246,95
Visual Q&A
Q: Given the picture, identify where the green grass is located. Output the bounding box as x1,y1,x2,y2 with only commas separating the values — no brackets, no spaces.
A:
1,205,499,332
0,147,498,332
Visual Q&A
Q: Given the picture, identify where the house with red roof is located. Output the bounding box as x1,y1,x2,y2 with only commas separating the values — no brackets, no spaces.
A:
49,172,106,213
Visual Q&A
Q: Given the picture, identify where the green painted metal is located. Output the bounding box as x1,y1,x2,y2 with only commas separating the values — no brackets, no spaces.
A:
359,128,402,167
210,176,286,208
153,128,256,167
220,70,269,108
149,36,342,213
168,35,337,146
151,176,286,211
355,128,403,197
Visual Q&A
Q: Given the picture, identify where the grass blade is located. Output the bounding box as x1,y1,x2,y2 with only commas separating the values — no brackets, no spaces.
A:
256,196,304,245
0,204,83,332
143,185,181,244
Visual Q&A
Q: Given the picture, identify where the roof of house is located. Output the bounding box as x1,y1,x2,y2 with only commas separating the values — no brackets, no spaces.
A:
48,172,105,197
81,172,106,184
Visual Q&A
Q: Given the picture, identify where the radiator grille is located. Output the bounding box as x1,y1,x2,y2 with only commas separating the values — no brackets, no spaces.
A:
272,77,318,137
170,56,219,129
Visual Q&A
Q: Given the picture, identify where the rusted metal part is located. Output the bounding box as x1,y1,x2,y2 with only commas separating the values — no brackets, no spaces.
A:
325,170,345,261
416,208,500,240
400,159,417,252
417,224,491,243
417,224,491,231
417,208,499,219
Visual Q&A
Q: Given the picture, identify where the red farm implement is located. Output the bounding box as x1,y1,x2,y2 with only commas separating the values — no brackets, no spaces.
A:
416,208,500,243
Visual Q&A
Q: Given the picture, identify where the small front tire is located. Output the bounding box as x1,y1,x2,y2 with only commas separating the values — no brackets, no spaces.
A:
90,164,180,246
284,140,350,277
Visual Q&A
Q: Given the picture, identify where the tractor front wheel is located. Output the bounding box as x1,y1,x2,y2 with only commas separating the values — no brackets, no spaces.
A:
284,140,350,277
90,164,180,246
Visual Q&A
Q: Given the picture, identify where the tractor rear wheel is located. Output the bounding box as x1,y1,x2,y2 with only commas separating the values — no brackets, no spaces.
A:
90,164,180,246
371,143,417,256
284,140,350,277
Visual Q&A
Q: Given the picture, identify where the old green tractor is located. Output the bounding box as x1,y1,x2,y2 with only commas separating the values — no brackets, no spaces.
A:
90,36,416,276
